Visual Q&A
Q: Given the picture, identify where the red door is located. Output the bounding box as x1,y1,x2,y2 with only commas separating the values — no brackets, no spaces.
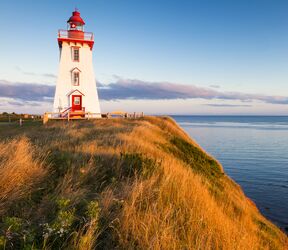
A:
72,95,82,111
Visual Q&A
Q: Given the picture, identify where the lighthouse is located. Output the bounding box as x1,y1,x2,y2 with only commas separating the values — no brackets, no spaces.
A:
53,10,101,117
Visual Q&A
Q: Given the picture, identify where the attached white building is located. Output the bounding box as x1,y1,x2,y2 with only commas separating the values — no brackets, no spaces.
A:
53,9,101,117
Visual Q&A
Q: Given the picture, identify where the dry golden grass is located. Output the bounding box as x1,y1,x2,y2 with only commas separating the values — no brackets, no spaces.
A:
116,117,286,250
0,137,47,215
0,117,286,249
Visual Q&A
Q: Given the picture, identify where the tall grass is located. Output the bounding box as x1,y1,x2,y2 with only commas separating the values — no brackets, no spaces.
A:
0,138,47,214
0,117,286,249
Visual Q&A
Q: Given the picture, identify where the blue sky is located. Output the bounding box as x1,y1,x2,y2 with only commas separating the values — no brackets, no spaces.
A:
1,0,288,114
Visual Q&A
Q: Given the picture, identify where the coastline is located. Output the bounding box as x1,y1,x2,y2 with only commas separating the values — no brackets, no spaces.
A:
0,117,286,248
173,115,288,234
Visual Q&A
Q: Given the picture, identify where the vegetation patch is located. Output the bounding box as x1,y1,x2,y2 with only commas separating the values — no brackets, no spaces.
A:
165,136,224,181
120,153,159,178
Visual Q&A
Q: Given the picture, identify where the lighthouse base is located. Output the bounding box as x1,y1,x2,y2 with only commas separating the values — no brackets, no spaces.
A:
43,111,144,124
43,111,102,124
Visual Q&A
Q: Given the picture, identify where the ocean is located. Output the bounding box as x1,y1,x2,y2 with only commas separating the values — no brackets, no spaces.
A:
173,116,288,233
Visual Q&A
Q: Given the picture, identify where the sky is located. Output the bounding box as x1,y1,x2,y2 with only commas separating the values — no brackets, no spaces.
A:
0,0,288,115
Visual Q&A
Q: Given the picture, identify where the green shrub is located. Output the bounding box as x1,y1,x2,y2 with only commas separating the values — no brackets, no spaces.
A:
3,217,23,232
120,153,158,178
166,137,223,181
86,201,100,223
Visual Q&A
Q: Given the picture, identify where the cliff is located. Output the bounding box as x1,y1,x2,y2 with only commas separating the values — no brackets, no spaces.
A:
0,117,287,249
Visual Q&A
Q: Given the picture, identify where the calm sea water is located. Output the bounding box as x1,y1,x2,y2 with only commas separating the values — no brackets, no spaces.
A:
172,116,288,233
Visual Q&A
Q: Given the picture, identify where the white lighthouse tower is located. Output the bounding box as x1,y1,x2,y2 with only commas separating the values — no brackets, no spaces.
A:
53,9,101,117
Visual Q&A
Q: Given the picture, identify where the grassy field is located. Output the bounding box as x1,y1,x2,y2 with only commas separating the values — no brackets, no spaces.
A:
0,117,287,249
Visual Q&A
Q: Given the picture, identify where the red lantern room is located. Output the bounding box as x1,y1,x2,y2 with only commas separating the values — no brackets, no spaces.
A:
67,9,85,39
67,9,85,31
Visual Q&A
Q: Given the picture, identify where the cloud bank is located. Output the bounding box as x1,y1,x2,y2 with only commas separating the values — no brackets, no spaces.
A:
98,78,288,105
0,80,54,102
204,104,252,107
1,78,288,106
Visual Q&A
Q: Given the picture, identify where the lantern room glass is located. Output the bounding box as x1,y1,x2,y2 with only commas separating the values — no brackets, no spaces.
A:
67,23,84,31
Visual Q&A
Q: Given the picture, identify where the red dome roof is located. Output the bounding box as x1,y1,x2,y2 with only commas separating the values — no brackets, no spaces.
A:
67,10,85,25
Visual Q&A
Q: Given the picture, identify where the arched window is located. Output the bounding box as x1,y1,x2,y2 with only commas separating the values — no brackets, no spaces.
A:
71,67,81,86
73,72,79,85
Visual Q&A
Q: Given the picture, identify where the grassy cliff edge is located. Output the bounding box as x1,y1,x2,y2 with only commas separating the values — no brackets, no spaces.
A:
0,117,287,249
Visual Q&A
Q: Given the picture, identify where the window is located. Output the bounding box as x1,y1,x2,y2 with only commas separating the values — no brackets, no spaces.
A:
73,47,79,61
71,67,81,86
73,72,80,86
74,97,80,105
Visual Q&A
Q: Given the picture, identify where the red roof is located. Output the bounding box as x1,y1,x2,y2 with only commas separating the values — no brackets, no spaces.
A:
67,89,85,96
67,10,85,25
